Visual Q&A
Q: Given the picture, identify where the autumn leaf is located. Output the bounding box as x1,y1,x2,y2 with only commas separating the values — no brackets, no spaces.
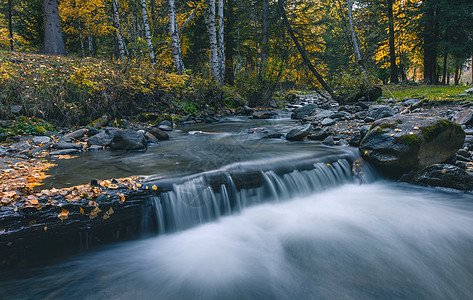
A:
89,207,102,219
152,185,158,190
57,208,69,221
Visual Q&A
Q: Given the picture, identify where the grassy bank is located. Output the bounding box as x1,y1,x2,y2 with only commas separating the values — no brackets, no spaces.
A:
0,52,245,127
382,84,473,101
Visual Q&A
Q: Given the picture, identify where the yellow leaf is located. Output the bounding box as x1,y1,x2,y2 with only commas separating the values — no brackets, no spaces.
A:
43,226,47,231
79,207,84,214
152,185,158,190
89,207,102,219
57,208,69,221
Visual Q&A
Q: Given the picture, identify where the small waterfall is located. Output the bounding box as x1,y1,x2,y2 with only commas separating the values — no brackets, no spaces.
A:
148,158,363,233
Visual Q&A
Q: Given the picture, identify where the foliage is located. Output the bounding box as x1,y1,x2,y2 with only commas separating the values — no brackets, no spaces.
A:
382,85,473,101
0,116,55,136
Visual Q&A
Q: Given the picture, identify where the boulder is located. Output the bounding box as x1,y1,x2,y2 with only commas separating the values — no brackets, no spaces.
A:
52,140,82,150
63,128,88,140
87,131,113,147
465,87,473,94
370,106,395,120
252,112,276,119
453,110,473,126
146,127,170,141
359,114,465,177
345,86,382,103
49,149,80,156
0,146,6,156
111,130,147,150
32,136,51,145
321,118,335,126
314,110,334,120
291,104,317,119
286,124,311,141
91,115,110,129
412,164,473,191
307,128,328,141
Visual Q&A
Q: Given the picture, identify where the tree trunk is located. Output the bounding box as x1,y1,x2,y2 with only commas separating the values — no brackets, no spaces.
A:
8,0,13,51
387,0,397,84
454,64,459,86
471,55,473,85
140,0,156,65
347,0,367,80
79,27,85,57
423,0,438,84
41,0,66,55
112,0,126,60
207,0,221,83
217,0,225,80
88,32,93,57
261,0,268,76
169,0,185,74
278,0,338,102
224,0,235,85
441,45,448,85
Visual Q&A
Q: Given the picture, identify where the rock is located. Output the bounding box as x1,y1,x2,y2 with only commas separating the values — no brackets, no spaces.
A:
321,118,336,126
370,106,395,120
11,141,32,152
53,141,82,150
91,115,110,129
331,111,351,120
63,128,88,140
457,149,470,158
453,110,473,126
252,112,276,119
413,164,473,191
88,145,103,151
111,129,147,150
0,146,6,156
146,127,170,141
465,87,473,94
158,124,173,131
322,136,335,146
354,101,369,110
314,110,334,120
243,105,254,115
364,117,375,123
349,132,362,147
355,111,369,119
263,132,284,139
32,136,51,145
10,105,23,114
291,104,317,119
86,127,99,137
338,139,348,146
359,115,465,177
159,120,172,128
49,149,80,156
307,128,328,141
456,154,472,162
286,124,311,141
345,86,383,103
87,131,113,146
145,132,159,143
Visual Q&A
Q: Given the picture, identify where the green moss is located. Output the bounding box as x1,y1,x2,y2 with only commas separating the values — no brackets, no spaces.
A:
396,119,403,124
35,126,46,134
420,120,463,142
395,134,422,146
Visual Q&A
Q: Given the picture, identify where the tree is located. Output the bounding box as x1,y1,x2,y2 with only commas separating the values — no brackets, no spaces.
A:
347,0,367,79
112,0,126,60
41,0,66,55
207,0,221,82
169,0,185,74
387,0,398,83
140,0,155,65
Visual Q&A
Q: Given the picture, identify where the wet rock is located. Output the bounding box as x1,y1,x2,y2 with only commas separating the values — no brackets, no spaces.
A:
53,141,82,150
243,105,254,115
158,121,173,131
63,128,88,140
349,132,362,147
87,131,113,147
364,117,375,123
355,111,369,120
453,110,473,126
86,127,99,137
322,136,335,146
412,164,473,191
345,86,382,103
314,110,334,120
145,132,159,143
291,104,317,119
88,145,103,151
49,149,80,156
146,127,170,141
354,101,369,110
457,149,470,158
286,124,311,141
359,114,465,177
32,136,51,145
370,106,395,120
338,139,348,146
111,130,147,150
11,141,32,152
0,146,6,156
252,112,276,119
307,128,328,141
321,118,335,126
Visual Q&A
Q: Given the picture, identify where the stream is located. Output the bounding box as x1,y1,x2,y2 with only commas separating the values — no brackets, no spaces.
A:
1,114,473,299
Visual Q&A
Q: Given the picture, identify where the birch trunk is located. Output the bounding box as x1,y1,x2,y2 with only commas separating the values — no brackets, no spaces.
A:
88,32,93,57
169,0,185,74
8,0,13,51
79,27,85,57
112,0,126,60
387,0,398,83
347,0,367,80
140,0,156,65
261,0,268,76
207,0,221,83
217,0,225,82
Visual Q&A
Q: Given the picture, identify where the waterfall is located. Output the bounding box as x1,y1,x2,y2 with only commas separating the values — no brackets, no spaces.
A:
148,158,366,233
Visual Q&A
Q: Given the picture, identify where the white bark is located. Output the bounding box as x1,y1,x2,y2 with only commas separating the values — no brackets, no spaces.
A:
347,0,367,79
141,0,156,65
169,0,185,74
112,0,126,60
217,0,225,82
207,0,221,83
88,32,93,57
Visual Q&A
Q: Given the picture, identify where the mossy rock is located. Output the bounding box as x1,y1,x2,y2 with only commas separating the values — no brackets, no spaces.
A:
359,114,465,178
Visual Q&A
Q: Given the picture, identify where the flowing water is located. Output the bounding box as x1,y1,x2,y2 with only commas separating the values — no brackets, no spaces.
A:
2,115,473,299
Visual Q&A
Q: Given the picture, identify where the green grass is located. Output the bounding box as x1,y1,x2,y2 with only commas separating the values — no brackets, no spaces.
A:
382,85,473,101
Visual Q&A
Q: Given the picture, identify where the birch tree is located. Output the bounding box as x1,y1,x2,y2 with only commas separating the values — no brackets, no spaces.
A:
112,0,126,60
140,0,156,65
169,0,185,74
207,0,221,83
347,0,367,80
217,0,225,80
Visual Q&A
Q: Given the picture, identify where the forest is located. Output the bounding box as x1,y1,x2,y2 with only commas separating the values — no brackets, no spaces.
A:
1,0,472,115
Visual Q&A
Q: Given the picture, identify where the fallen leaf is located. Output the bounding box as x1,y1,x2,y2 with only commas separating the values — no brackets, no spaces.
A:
57,208,69,221
79,207,84,214
89,207,102,219
152,185,158,190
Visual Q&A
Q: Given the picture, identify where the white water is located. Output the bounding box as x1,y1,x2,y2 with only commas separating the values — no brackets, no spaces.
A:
2,182,473,299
